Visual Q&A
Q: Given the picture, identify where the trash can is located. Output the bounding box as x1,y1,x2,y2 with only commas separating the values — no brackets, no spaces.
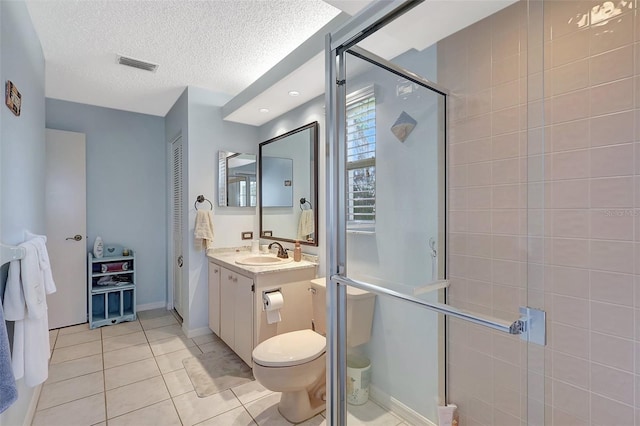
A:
346,354,371,405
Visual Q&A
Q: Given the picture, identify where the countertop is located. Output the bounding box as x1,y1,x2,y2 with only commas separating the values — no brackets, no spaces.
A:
206,248,318,276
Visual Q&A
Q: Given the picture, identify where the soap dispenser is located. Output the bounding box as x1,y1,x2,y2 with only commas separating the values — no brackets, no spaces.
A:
293,241,302,262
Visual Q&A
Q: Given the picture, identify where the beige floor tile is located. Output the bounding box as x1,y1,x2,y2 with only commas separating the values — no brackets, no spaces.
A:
144,324,184,342
50,340,102,364
197,338,234,356
173,389,241,426
196,406,257,426
155,346,203,374
231,380,273,405
57,322,91,335
37,371,104,410
107,399,181,426
47,354,103,384
149,335,196,356
49,329,59,349
346,400,404,425
106,375,170,419
298,415,326,426
192,333,216,346
137,308,173,319
244,393,292,425
101,320,142,338
32,393,105,426
105,357,161,390
162,368,194,397
103,343,153,369
55,329,101,349
102,331,148,353
140,315,179,330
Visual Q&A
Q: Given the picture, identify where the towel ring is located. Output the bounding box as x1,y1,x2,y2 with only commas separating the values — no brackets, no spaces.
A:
195,195,213,210
300,198,312,211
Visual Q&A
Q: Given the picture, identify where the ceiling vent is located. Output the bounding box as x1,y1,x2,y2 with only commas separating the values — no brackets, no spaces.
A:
117,55,159,72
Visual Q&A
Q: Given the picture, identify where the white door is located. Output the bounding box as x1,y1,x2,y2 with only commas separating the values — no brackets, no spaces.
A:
45,129,87,329
172,136,184,317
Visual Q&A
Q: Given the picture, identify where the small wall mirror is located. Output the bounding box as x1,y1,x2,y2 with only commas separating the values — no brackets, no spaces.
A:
259,122,318,246
218,151,257,207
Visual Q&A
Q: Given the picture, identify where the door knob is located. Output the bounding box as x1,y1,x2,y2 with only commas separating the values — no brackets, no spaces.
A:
66,234,82,241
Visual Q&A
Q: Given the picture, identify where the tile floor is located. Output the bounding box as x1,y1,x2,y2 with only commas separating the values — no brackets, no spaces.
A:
33,308,407,426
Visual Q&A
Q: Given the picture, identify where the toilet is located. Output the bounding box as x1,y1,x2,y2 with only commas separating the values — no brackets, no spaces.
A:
252,277,376,423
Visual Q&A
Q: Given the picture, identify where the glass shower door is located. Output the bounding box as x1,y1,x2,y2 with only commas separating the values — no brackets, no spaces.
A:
325,1,546,425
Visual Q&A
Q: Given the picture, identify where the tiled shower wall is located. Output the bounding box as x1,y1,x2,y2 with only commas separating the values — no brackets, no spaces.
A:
439,0,639,424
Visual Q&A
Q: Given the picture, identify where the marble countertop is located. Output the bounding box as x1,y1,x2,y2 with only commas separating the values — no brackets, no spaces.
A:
206,248,318,276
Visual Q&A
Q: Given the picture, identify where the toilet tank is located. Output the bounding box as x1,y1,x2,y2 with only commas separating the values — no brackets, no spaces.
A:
310,277,376,347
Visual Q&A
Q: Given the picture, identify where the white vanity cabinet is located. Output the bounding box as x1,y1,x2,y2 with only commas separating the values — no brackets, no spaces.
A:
207,254,317,368
208,263,221,336
220,267,254,366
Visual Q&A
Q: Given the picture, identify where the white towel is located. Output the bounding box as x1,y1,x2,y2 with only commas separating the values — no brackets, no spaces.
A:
297,209,315,241
3,240,53,387
194,210,215,250
29,236,56,294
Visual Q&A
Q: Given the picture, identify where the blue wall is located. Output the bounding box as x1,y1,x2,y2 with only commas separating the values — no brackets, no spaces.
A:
0,1,46,424
45,99,167,307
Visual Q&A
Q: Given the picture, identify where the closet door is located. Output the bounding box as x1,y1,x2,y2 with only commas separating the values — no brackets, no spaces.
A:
171,136,184,317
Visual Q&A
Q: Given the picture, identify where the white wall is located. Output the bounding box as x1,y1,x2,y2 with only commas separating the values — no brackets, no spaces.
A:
0,0,46,423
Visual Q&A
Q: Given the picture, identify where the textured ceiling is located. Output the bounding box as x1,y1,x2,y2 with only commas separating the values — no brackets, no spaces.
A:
25,0,341,116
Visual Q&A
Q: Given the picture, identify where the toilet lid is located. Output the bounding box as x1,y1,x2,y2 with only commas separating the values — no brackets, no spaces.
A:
252,329,326,367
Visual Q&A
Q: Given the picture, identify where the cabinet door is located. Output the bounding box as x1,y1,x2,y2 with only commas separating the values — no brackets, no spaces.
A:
234,273,254,367
208,263,221,336
219,268,235,348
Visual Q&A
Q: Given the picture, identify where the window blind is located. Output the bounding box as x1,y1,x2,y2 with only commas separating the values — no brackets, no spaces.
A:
346,86,375,224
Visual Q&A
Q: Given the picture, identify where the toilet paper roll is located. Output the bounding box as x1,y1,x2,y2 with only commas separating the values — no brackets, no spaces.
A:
264,291,284,324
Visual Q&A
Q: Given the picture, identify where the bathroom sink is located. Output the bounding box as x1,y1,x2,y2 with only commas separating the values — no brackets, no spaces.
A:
236,255,294,266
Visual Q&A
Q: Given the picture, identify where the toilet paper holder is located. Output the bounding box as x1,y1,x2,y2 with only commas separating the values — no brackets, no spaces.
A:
262,288,282,311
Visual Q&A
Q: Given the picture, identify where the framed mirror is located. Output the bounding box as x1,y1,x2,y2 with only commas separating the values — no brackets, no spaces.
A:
218,151,257,207
259,122,318,246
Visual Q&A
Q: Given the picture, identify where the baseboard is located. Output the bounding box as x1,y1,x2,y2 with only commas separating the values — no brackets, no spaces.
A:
23,383,42,426
369,385,437,426
183,326,212,339
136,301,167,312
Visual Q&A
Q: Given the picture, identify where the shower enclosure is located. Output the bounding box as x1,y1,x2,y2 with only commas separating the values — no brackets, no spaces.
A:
325,1,548,424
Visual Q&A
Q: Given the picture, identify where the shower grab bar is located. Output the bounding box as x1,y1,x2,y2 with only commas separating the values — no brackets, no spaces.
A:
1,243,26,267
332,275,545,345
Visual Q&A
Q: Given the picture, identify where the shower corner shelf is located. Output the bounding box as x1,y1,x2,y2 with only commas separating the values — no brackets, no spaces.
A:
88,251,137,329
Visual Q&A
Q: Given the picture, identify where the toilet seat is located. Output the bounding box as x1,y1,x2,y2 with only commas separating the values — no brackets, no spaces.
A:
253,329,326,367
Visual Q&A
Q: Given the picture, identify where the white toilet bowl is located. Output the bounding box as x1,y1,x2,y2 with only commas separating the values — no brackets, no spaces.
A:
252,329,326,423
252,278,375,423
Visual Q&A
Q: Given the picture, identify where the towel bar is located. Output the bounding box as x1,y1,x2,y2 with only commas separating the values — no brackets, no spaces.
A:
300,197,312,210
0,243,26,267
194,195,213,210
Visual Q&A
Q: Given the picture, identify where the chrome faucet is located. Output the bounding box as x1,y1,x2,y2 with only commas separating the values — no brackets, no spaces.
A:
268,242,288,259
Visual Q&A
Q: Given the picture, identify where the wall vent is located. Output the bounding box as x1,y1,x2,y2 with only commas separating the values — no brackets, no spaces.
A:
117,55,159,72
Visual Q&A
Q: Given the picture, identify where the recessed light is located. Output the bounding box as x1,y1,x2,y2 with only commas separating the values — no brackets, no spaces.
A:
288,91,300,97
259,108,269,113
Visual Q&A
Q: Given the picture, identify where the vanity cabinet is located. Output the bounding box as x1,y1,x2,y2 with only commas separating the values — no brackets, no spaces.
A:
208,263,221,336
207,254,316,368
220,268,254,366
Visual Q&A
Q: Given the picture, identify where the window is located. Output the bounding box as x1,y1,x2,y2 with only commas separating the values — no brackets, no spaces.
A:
346,86,375,227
